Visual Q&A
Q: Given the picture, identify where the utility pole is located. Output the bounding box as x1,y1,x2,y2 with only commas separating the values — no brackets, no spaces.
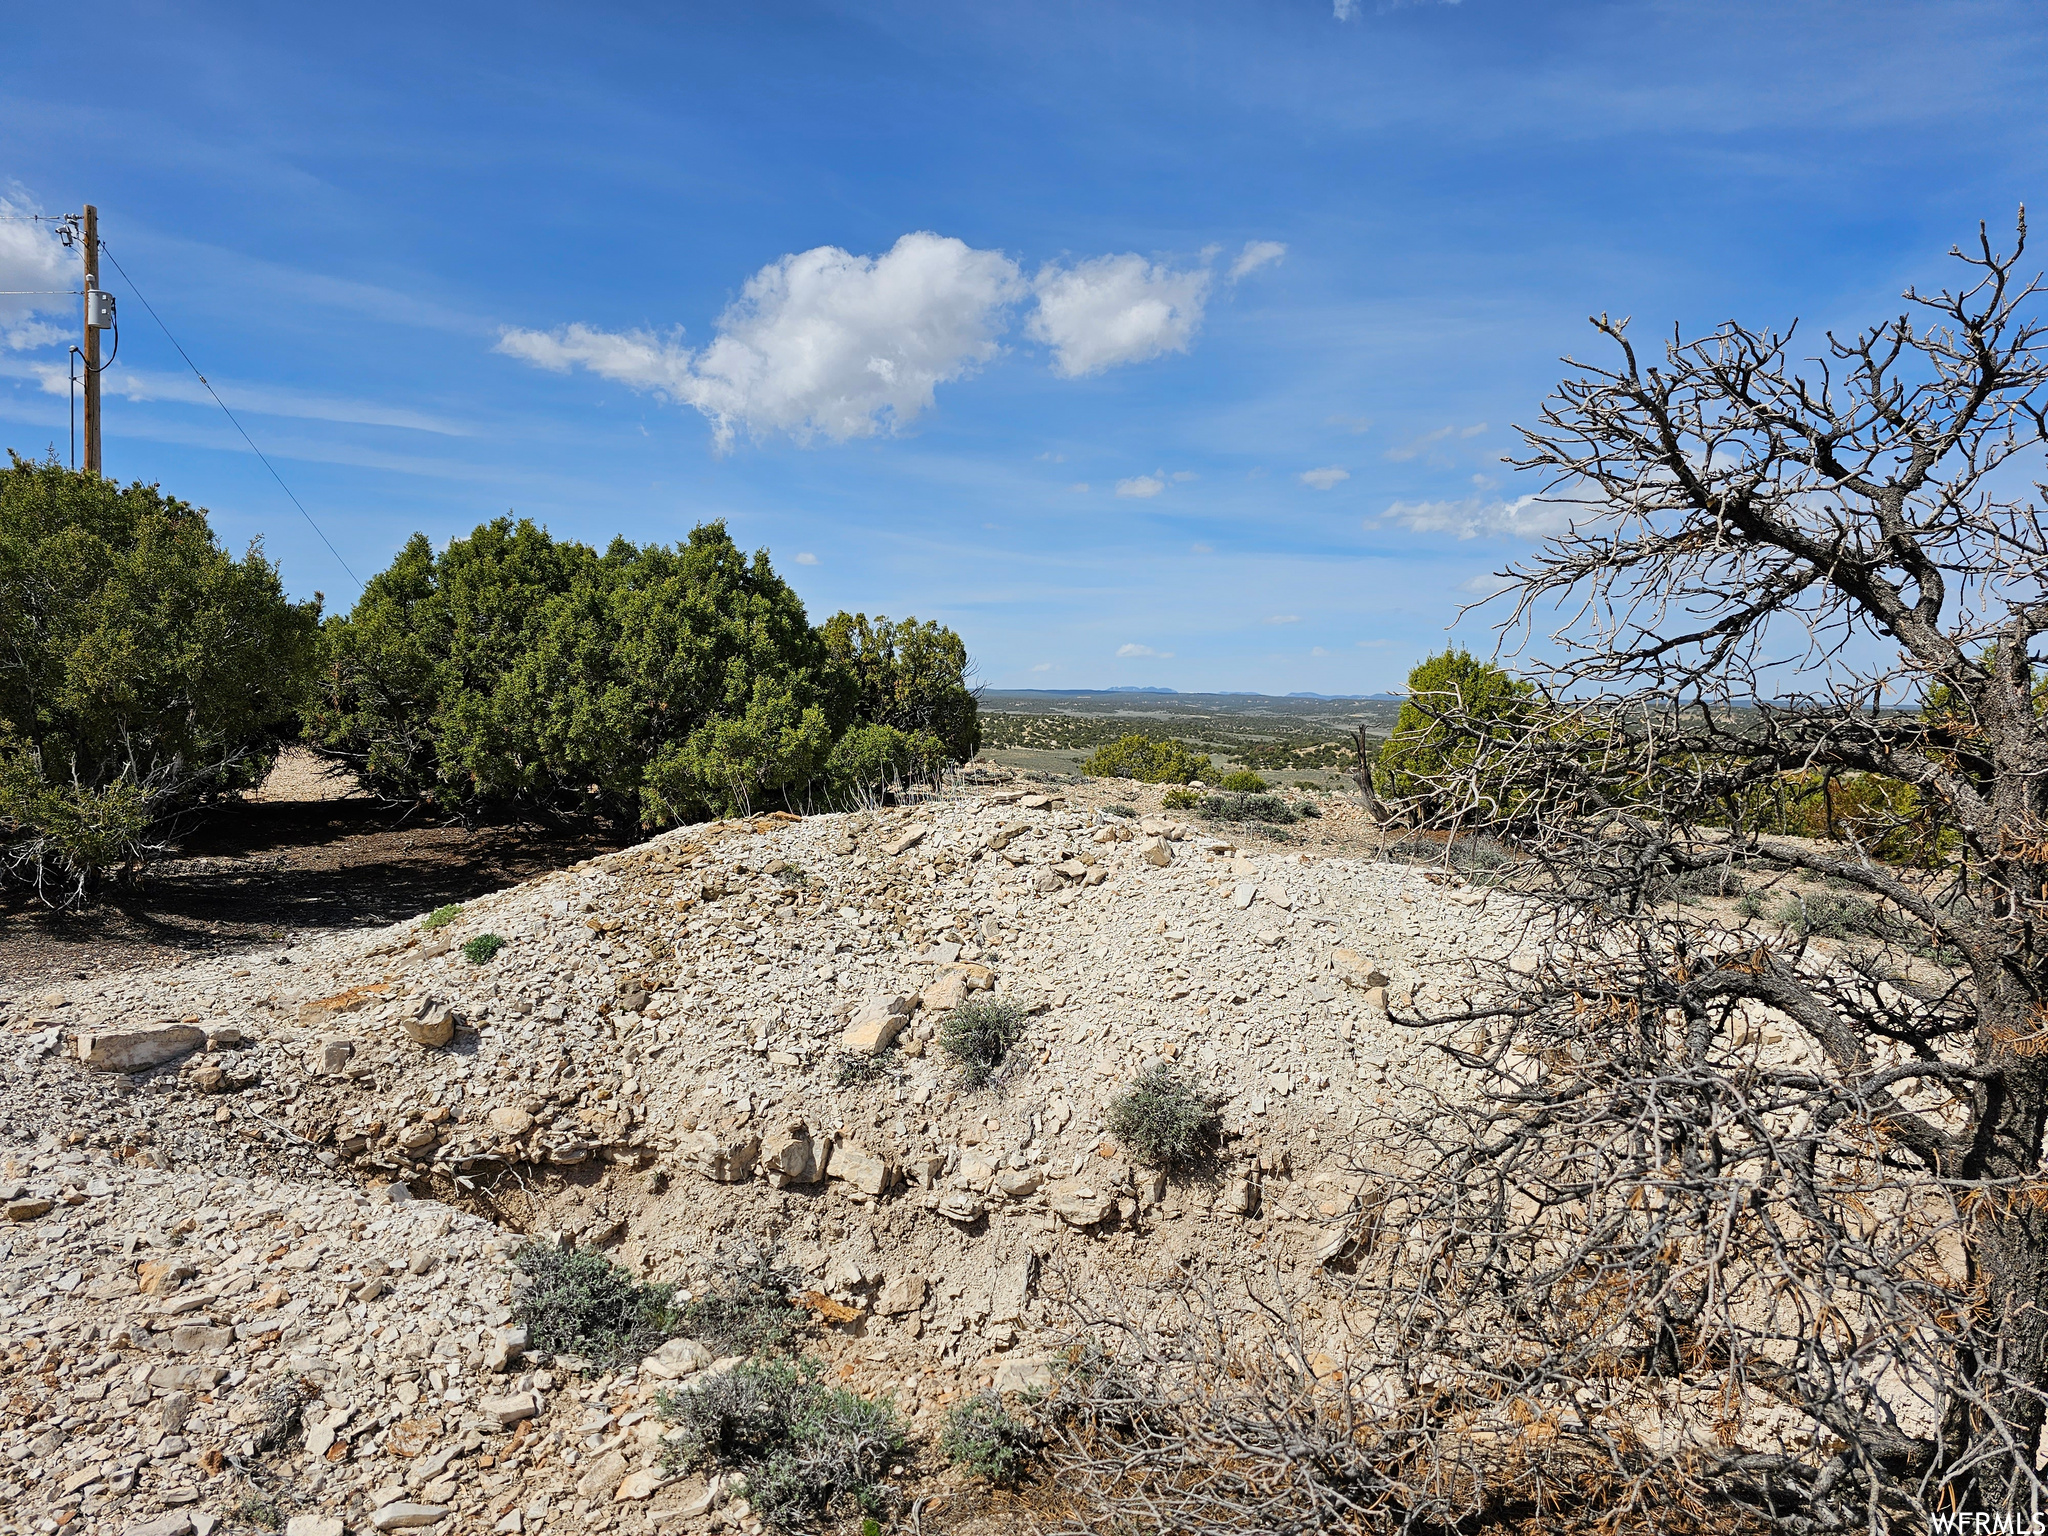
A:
81,204,101,476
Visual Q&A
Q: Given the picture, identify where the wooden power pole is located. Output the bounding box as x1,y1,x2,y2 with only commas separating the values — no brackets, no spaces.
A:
81,204,102,476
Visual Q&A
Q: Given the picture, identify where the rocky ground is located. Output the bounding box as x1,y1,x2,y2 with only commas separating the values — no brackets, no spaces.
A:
0,771,1541,1536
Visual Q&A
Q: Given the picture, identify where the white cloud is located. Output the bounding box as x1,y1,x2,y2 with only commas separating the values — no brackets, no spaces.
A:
1117,643,1174,658
1265,614,1302,625
0,194,72,343
1299,465,1350,491
1031,662,1055,672
1459,422,1488,438
1333,0,1357,16
1311,646,1332,657
794,552,819,565
1116,475,1166,499
1228,241,1287,281
1028,254,1211,377
1191,542,1215,554
1381,495,1575,540
1036,450,1065,462
498,231,1025,450
1067,482,1090,493
1171,469,1198,482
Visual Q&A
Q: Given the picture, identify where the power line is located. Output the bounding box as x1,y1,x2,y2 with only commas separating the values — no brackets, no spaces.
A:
95,242,362,592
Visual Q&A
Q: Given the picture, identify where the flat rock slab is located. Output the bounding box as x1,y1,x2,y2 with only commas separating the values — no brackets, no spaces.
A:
75,1024,206,1072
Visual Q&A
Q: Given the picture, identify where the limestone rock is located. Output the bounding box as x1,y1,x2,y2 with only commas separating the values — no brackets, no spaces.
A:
882,823,931,857
402,998,456,1047
683,1128,760,1183
1047,1182,1114,1227
831,1140,895,1196
487,1105,534,1139
75,1024,206,1073
1231,882,1258,909
1139,836,1173,868
616,1469,664,1501
992,1356,1054,1394
642,1337,715,1380
1332,948,1389,989
997,1168,1044,1200
370,1504,451,1532
481,1391,539,1426
842,993,911,1054
576,1450,630,1502
936,1191,984,1223
875,1274,926,1315
286,1518,345,1536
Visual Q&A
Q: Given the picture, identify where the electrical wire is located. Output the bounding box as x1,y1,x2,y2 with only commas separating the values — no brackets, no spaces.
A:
95,241,362,591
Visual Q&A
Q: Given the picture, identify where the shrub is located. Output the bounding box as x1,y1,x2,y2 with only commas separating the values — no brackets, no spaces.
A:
422,903,462,930
515,1242,678,1370
820,611,980,764
1199,792,1297,824
1218,769,1268,792
1082,733,1212,784
309,519,835,825
1103,801,1138,818
1296,798,1321,818
462,933,504,964
1160,787,1200,811
682,1250,808,1357
1295,779,1322,791
1106,1067,1222,1170
939,996,1028,1088
939,1390,1039,1483
656,1354,904,1529
0,456,320,904
824,721,948,808
1773,891,1895,943
1373,648,1534,822
833,1050,897,1088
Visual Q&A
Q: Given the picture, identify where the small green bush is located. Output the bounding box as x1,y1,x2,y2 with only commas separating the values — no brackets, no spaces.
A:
1199,792,1298,825
683,1250,808,1356
1295,779,1322,791
422,903,462,930
1218,769,1268,793
1103,801,1138,818
233,1497,282,1531
1082,733,1213,784
462,933,505,964
1161,787,1201,811
657,1354,904,1530
1774,892,1894,943
1106,1066,1223,1170
940,1390,1039,1483
515,1242,678,1370
939,996,1028,1089
833,1050,897,1088
1296,798,1321,818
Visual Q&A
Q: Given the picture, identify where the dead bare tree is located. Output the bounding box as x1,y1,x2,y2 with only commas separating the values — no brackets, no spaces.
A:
1042,219,2048,1533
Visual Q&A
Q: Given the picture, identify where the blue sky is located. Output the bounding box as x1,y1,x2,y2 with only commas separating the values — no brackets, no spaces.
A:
2,0,2044,693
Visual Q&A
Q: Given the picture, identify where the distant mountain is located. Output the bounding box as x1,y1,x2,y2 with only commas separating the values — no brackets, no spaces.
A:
1105,685,1177,694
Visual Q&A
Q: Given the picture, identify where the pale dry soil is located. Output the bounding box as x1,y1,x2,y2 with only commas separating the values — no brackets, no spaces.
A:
2,771,1549,1536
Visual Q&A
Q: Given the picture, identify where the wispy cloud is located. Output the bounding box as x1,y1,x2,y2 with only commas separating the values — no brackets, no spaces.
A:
1264,614,1302,625
1116,474,1166,498
16,359,471,435
1228,240,1287,280
1325,413,1372,434
1299,465,1349,490
1380,495,1573,540
1117,642,1175,658
793,551,819,565
1311,646,1332,657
